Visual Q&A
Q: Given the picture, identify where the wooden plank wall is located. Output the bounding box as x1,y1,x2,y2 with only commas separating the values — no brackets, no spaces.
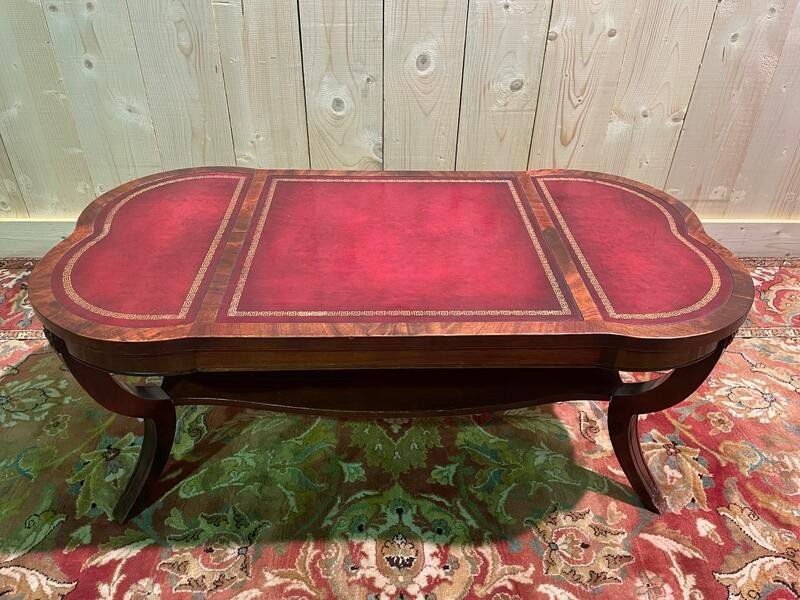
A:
1,0,799,231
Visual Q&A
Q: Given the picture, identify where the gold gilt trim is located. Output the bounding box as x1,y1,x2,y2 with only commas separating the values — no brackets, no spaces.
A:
538,177,722,320
63,174,247,321
228,178,572,318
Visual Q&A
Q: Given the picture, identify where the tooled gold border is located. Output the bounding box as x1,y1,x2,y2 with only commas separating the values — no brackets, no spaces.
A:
227,178,572,318
63,174,247,321
538,177,722,320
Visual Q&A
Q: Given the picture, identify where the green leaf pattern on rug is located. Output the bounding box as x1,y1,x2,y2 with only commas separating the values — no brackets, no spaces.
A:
348,420,442,476
428,462,459,486
0,509,65,562
0,505,75,597
16,444,59,481
340,461,366,483
159,506,270,594
67,433,141,519
503,408,573,442
456,422,609,523
328,483,470,545
0,372,66,427
172,405,210,460
65,524,91,552
179,418,337,520
456,424,523,523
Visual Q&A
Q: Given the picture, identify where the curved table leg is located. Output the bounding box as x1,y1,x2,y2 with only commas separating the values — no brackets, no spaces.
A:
44,326,733,519
47,332,176,522
608,337,732,512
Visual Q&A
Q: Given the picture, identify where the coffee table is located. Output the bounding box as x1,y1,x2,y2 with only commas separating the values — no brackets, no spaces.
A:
29,168,754,522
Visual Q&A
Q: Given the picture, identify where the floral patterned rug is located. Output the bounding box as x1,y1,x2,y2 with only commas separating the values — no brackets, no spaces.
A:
0,257,798,599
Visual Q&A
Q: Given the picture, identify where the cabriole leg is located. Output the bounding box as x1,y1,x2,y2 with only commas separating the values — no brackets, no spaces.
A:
607,338,731,512
47,331,176,522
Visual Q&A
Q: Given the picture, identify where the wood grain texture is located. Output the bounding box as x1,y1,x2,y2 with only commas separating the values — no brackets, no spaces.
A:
528,0,636,171
600,0,718,187
0,134,26,218
702,220,800,257
384,0,468,170
666,0,797,216
728,3,800,219
0,219,75,257
0,0,798,229
45,0,162,195
126,0,234,169
214,0,309,168
0,0,95,216
456,0,553,170
299,0,383,170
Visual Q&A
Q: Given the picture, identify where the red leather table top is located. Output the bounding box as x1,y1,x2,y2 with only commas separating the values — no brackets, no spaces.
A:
222,177,576,323
30,168,754,372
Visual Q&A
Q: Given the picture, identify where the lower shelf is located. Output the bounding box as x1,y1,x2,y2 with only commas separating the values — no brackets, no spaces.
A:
162,367,623,417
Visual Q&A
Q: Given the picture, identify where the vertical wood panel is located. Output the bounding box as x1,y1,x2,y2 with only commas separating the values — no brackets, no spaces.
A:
0,134,26,218
600,0,718,187
299,0,382,170
457,0,552,170
214,0,309,168
529,0,636,171
730,3,800,219
45,0,162,195
666,0,796,216
0,0,94,216
0,0,798,226
127,0,234,169
384,0,468,170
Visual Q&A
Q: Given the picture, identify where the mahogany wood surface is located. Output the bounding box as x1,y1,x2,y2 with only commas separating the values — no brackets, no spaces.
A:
29,168,754,374
29,168,754,522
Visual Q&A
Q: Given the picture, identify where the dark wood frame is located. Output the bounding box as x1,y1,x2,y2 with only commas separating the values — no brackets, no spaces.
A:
30,168,754,522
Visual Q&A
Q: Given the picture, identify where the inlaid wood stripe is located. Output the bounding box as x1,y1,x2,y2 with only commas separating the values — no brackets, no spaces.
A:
195,170,270,325
519,174,602,321
62,175,247,321
226,177,573,318
537,177,723,320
